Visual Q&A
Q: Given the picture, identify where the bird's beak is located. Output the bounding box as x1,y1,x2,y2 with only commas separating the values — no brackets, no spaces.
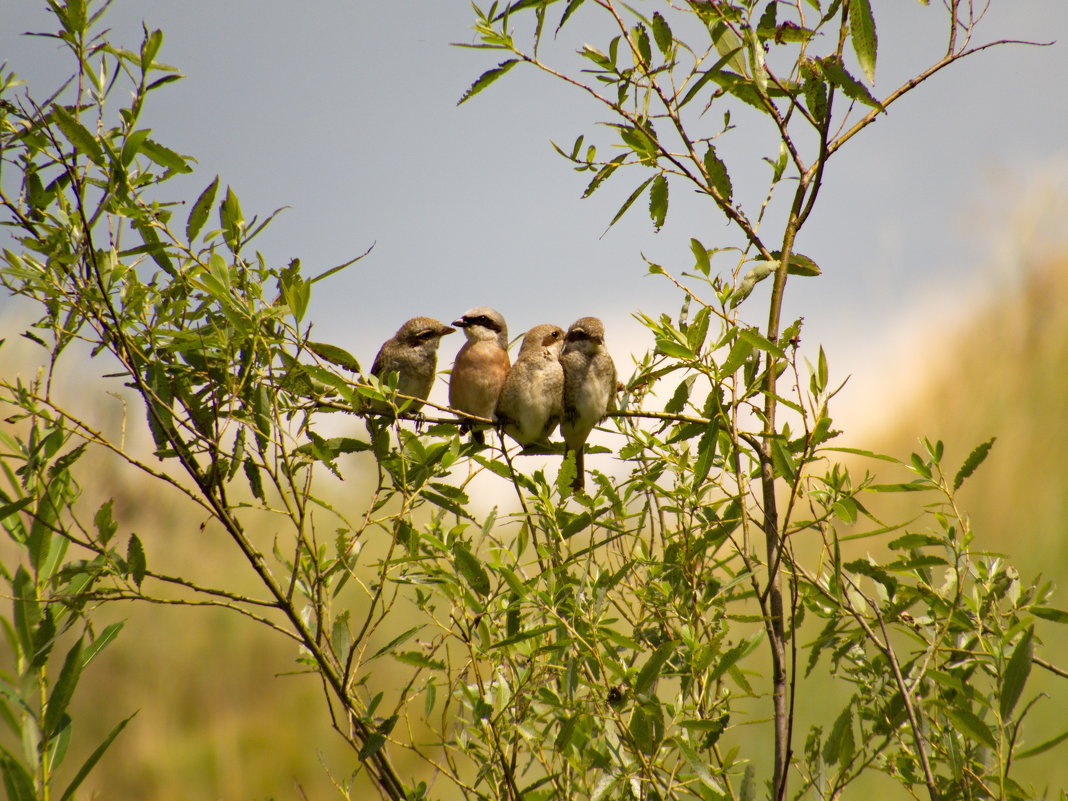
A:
441,325,456,336
451,318,467,328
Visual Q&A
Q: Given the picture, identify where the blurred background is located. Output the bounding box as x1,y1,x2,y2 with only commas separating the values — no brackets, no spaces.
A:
2,1,1067,798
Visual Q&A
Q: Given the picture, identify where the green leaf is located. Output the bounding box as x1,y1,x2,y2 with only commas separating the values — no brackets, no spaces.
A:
848,0,878,84
718,335,755,378
1,754,36,801
655,338,695,361
690,238,711,275
943,706,997,750
93,500,117,546
219,186,245,254
737,326,785,358
677,737,727,793
126,534,146,587
1032,606,1068,624
306,340,361,372
823,703,855,767
0,497,32,522
83,622,124,668
630,24,652,67
1016,727,1068,759
186,175,219,241
605,176,653,231
953,437,995,490
710,22,747,75
819,57,883,110
139,138,192,173
393,651,445,671
582,154,627,198
709,631,762,682
634,641,676,696
453,542,491,596
651,12,673,56
648,173,668,231
703,146,733,204
58,713,136,801
51,105,104,164
1000,627,1033,719
458,59,519,105
45,639,84,737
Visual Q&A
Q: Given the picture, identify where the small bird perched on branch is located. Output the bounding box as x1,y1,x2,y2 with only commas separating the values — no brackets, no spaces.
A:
496,323,565,446
560,316,616,490
369,317,455,414
449,307,511,443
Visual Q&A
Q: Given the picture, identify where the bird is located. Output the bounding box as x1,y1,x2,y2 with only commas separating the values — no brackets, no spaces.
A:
496,323,565,446
448,307,511,443
369,317,455,414
560,316,617,490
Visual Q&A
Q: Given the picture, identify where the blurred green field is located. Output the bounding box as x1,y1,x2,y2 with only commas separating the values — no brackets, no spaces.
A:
3,244,1067,799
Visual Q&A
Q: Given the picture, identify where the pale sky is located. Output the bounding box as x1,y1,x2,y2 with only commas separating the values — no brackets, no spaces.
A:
3,1,1067,430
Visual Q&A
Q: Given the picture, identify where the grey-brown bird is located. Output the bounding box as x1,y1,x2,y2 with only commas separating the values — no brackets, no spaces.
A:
448,307,510,442
496,323,565,446
369,317,455,414
560,317,617,490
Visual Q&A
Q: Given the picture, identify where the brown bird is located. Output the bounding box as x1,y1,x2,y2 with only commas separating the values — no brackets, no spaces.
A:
369,317,455,414
496,323,565,446
560,317,617,490
448,307,510,442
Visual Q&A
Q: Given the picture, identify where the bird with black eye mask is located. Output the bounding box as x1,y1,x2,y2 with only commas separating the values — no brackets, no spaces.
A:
449,306,511,443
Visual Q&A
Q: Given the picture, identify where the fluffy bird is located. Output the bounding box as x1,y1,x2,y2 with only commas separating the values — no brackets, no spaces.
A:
560,317,617,490
369,317,455,413
496,323,565,446
448,307,511,442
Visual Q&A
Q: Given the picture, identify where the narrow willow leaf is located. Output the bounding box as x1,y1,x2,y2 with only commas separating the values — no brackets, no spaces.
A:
605,176,653,231
126,534,146,587
634,641,676,696
58,713,136,801
848,0,878,84
677,738,727,793
453,543,491,596
1032,606,1068,624
556,0,585,34
139,138,192,173
710,22,747,75
186,175,219,241
583,154,627,198
93,500,117,546
1000,627,1033,719
458,59,519,105
690,238,711,275
393,651,445,671
953,437,995,490
0,497,33,522
51,105,104,164
818,57,883,109
1,755,36,801
651,12,673,56
1016,728,1068,759
219,186,245,254
306,340,361,372
943,706,997,750
649,173,668,231
823,704,855,767
82,622,124,668
44,639,84,737
703,146,733,204
630,23,652,67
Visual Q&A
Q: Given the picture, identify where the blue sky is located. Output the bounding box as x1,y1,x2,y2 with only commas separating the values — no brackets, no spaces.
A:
3,1,1066,429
